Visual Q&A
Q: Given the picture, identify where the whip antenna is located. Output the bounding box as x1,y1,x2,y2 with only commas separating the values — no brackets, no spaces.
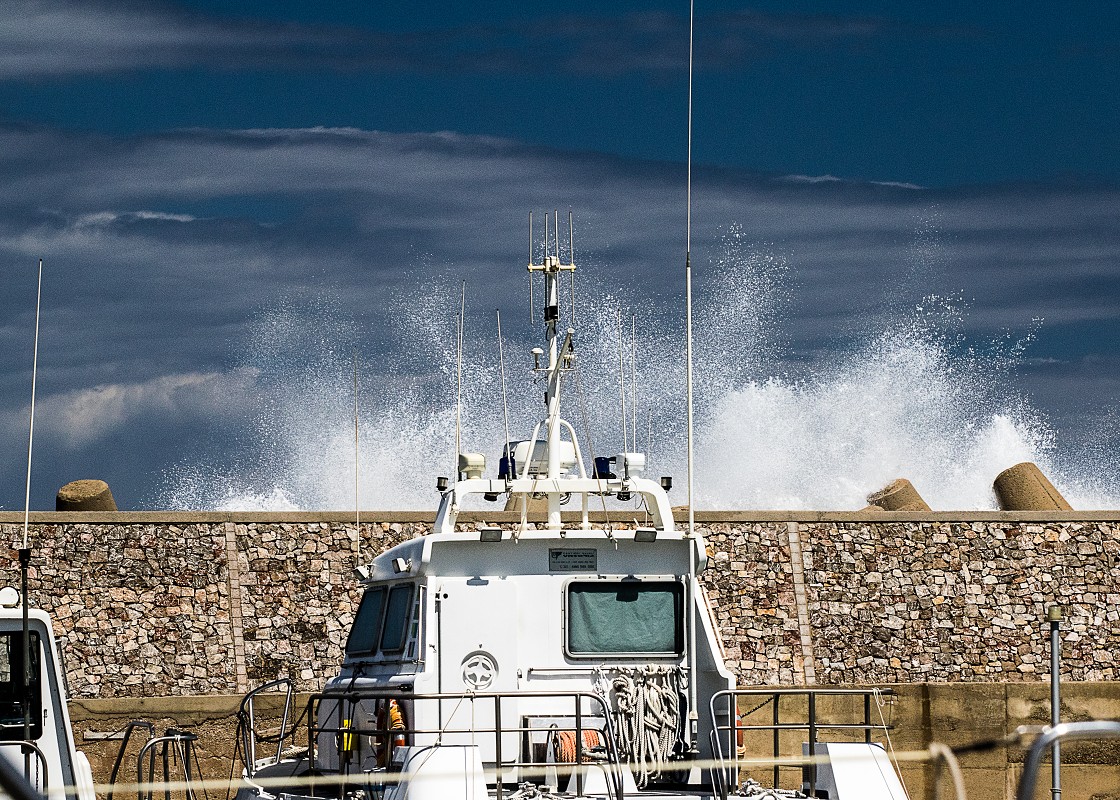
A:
617,309,628,450
630,315,638,453
353,350,360,536
20,258,43,760
22,259,42,551
528,212,535,323
568,210,576,326
684,0,701,753
685,0,696,537
496,310,512,479
455,282,466,469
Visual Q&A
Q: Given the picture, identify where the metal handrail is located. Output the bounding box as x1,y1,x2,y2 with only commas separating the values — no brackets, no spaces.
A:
239,677,296,776
0,749,45,800
0,741,48,793
135,730,202,800
305,688,626,800
709,688,895,799
107,721,155,800
1015,721,1120,800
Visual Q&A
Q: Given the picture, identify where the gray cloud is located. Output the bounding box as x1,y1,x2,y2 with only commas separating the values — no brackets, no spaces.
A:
1,368,260,447
0,123,1116,508
0,1,916,80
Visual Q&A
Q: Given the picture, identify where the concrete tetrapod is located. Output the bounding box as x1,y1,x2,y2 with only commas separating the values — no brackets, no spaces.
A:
866,478,932,512
993,462,1073,511
56,479,117,511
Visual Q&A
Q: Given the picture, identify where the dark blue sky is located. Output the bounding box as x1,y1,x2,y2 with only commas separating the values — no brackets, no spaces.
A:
1,1,1117,511
3,1,1116,186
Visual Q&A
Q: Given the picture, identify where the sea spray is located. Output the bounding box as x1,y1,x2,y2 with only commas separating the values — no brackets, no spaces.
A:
159,236,1118,511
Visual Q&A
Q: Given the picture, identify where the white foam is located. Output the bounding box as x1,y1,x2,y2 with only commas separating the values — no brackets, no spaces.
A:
159,241,1119,512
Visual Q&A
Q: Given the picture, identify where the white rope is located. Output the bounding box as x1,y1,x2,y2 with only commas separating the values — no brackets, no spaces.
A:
928,743,968,800
598,666,684,788
874,687,911,799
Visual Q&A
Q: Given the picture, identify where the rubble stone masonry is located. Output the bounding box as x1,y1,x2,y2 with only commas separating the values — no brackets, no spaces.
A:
1,510,1117,698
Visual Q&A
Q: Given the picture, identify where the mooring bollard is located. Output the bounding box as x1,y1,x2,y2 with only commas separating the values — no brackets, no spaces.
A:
55,479,117,511
993,462,1072,511
866,478,931,511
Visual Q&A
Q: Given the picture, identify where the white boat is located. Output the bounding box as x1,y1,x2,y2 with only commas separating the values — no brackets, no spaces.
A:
238,224,912,800
0,586,96,800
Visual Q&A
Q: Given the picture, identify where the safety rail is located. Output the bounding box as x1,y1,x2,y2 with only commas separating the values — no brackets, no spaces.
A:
0,740,49,793
134,729,205,800
107,721,155,800
239,678,297,778
1015,721,1120,800
709,688,895,799
300,688,626,800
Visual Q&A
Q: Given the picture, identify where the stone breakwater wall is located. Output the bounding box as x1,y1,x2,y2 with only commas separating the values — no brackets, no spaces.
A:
0,511,1116,699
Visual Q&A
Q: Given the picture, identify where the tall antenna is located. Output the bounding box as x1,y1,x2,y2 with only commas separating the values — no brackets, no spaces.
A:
353,351,360,536
22,259,42,550
528,212,535,323
684,0,700,752
496,310,512,476
568,211,576,326
455,282,466,468
617,309,628,450
20,258,43,759
630,315,638,452
685,0,696,538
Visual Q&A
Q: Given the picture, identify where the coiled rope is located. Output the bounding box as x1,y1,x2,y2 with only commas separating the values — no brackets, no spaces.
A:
596,666,685,787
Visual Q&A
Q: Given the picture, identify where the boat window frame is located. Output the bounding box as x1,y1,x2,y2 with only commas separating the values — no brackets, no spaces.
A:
405,586,426,663
562,577,685,659
0,630,44,741
379,583,416,655
345,585,389,658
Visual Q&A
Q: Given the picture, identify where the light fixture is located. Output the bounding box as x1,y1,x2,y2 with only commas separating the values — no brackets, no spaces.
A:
1046,605,1064,623
352,565,371,580
478,525,503,542
661,476,673,491
458,452,486,480
436,476,449,492
392,557,412,574
634,527,657,543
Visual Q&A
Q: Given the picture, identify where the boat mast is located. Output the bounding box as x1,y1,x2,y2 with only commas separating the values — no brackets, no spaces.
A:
528,214,575,529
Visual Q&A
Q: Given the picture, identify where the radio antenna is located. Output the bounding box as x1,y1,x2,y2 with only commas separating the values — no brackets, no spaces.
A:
353,350,360,536
568,211,576,326
496,310,513,479
630,315,638,452
528,212,536,324
21,260,42,551
617,309,628,450
683,0,701,753
20,258,43,756
455,282,466,470
685,0,696,537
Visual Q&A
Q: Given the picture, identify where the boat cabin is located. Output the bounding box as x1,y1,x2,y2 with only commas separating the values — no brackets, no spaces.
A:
0,588,95,800
313,526,735,791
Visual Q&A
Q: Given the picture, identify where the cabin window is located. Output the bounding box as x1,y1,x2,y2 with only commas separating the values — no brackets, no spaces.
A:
0,631,43,741
567,581,683,656
379,584,415,653
346,586,387,656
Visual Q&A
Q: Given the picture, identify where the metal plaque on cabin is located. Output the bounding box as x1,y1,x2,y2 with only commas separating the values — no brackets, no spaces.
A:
549,548,597,572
